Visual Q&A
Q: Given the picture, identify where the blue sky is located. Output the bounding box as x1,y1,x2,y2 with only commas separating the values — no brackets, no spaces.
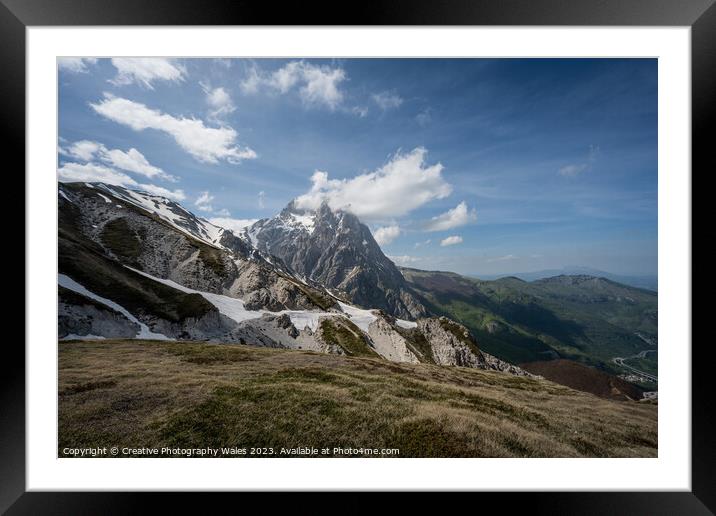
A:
58,57,657,276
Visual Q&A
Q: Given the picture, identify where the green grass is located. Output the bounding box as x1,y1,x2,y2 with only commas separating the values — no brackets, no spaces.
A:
197,243,229,276
396,326,435,364
58,339,658,458
319,319,380,357
100,217,145,263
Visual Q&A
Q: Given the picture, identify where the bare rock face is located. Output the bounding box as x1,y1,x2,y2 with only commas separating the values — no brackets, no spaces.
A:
59,290,140,339
417,317,484,367
367,314,421,364
233,314,297,348
416,317,533,375
143,311,240,342
229,261,337,312
481,352,533,376
245,201,427,320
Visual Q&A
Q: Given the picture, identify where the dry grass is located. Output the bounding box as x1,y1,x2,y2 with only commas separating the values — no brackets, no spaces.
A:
58,340,657,458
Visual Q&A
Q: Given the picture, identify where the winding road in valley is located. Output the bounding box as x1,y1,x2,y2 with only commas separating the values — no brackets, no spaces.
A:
613,346,658,383
613,333,658,382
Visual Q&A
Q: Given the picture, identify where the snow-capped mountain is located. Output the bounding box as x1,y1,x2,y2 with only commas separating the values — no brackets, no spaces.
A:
57,181,528,375
80,182,228,248
245,200,428,320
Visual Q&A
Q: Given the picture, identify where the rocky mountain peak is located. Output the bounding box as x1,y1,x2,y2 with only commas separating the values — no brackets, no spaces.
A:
246,198,427,320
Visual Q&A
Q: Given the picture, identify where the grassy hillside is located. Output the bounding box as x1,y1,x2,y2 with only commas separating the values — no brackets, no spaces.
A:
401,268,657,375
59,340,657,458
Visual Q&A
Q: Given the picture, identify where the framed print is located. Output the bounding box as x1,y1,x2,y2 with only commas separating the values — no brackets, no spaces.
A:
4,0,712,512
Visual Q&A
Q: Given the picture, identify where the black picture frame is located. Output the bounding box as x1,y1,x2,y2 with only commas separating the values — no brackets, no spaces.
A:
4,0,711,513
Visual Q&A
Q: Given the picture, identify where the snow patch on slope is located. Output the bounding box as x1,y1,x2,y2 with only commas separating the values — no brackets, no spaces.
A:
337,301,417,331
61,334,107,341
288,212,316,233
58,273,172,340
127,267,324,330
337,302,376,332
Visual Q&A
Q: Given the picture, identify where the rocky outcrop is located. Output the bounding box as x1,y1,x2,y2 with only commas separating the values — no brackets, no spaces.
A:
417,317,484,367
414,317,532,375
482,352,533,376
314,315,381,357
367,314,421,363
234,313,319,350
142,310,240,342
228,261,337,312
246,201,427,320
59,287,139,339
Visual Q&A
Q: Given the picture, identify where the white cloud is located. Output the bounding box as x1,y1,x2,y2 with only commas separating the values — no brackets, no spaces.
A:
57,162,185,201
388,255,421,265
372,91,403,110
58,58,98,74
488,254,518,262
208,217,258,234
241,61,347,110
60,140,104,161
195,191,214,212
90,94,257,164
559,145,600,177
213,208,231,217
239,66,262,95
415,108,432,127
258,191,266,209
294,147,452,221
58,162,134,186
414,239,432,248
101,147,176,182
373,225,401,246
200,82,236,120
59,139,177,182
351,106,369,118
440,235,463,247
558,163,588,177
424,201,477,231
109,58,186,89
214,58,233,69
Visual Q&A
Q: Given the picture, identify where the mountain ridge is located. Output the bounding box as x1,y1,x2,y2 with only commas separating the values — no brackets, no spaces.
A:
244,199,428,320
399,266,658,382
57,181,527,376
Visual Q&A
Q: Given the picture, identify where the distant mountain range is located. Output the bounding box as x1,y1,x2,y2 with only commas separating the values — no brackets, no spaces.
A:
471,267,658,292
400,267,657,380
58,182,658,397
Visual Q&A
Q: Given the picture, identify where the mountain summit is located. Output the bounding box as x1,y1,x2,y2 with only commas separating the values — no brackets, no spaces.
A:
245,200,428,320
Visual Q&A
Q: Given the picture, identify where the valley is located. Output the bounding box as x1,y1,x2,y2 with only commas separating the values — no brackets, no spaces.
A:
400,267,658,385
